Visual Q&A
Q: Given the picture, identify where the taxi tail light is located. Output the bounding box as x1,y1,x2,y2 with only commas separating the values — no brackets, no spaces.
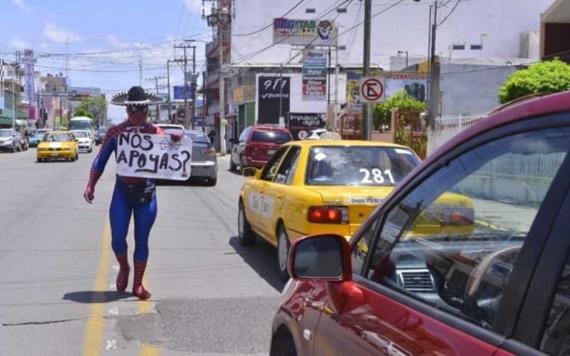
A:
308,206,349,224
447,207,475,226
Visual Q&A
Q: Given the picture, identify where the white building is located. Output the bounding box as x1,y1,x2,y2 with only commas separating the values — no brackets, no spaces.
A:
231,0,552,68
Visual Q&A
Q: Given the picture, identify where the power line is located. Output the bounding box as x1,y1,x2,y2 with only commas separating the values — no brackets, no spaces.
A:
438,0,462,26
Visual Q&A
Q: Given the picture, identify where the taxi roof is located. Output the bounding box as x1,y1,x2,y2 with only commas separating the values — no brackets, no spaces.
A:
288,139,411,150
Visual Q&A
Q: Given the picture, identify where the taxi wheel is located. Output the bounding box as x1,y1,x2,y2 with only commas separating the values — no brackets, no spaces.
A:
277,224,291,281
238,201,256,246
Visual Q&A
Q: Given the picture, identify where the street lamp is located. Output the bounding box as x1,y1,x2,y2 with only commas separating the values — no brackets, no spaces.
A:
397,50,409,70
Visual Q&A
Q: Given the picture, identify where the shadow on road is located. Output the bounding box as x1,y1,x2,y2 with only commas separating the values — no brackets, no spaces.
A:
228,236,286,293
63,291,131,304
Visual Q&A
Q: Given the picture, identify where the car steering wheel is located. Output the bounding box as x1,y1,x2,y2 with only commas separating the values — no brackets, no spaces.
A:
463,246,521,325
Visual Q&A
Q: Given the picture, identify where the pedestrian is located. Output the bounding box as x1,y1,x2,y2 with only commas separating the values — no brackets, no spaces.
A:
208,128,216,144
83,86,170,300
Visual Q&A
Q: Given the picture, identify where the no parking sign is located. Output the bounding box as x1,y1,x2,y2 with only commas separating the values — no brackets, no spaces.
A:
360,77,385,103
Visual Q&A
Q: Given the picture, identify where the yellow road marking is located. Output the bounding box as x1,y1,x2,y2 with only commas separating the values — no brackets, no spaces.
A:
82,222,112,356
138,271,160,355
140,343,160,356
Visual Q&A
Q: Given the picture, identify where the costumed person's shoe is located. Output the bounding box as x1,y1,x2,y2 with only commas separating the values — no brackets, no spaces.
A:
132,260,151,300
115,253,130,292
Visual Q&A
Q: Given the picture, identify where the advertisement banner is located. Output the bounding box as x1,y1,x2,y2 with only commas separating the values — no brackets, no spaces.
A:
22,49,35,119
302,51,327,101
173,85,194,100
257,75,290,124
116,133,193,181
384,72,427,102
273,18,337,46
288,112,326,140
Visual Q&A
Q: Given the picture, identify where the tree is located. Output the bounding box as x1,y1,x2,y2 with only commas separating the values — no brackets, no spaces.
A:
373,91,427,131
73,96,107,127
498,59,570,104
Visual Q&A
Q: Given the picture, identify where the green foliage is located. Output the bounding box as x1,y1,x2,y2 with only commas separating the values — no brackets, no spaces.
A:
73,96,107,126
373,91,427,130
498,59,570,104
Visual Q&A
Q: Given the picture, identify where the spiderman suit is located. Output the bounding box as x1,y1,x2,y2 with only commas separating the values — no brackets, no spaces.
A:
85,115,162,300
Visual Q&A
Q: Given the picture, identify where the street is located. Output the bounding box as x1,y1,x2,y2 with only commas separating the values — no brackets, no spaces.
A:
0,149,284,356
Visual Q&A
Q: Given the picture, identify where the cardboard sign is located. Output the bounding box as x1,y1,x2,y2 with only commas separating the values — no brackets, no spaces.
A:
116,133,192,181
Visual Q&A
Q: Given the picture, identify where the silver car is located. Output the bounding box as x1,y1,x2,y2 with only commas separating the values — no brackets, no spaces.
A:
185,130,218,186
0,129,24,152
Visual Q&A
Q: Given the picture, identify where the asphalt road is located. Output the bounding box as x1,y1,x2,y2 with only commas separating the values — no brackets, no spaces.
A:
0,148,284,356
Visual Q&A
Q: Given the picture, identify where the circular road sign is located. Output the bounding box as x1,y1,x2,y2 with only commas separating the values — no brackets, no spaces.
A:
360,78,385,103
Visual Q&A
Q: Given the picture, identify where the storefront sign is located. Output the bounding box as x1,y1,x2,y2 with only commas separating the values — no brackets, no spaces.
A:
116,133,193,181
257,75,290,124
302,51,327,101
288,112,326,140
273,18,337,46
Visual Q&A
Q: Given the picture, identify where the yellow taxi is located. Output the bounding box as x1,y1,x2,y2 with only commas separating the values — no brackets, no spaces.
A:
238,139,429,279
36,131,79,162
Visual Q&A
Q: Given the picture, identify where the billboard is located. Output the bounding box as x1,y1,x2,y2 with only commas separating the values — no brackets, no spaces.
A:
22,49,35,119
273,18,337,46
173,85,194,100
288,112,326,140
302,51,327,101
346,71,427,105
257,75,290,124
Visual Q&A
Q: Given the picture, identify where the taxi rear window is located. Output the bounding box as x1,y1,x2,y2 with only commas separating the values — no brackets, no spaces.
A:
306,146,419,186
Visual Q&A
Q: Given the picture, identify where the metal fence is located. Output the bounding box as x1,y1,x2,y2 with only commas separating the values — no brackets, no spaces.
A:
427,113,490,155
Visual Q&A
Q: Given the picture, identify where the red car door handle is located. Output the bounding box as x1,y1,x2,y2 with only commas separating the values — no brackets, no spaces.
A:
304,299,325,311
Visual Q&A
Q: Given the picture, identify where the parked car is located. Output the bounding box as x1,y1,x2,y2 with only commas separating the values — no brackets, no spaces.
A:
155,124,185,135
36,131,79,162
230,125,293,173
271,91,570,356
94,127,106,145
29,132,48,148
184,130,218,186
236,140,467,280
71,130,94,153
0,129,24,152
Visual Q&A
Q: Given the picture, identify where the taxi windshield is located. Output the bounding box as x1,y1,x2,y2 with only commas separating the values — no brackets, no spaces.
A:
306,146,420,186
47,133,73,142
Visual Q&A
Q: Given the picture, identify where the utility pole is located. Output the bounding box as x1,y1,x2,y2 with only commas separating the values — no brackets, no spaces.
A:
202,69,208,133
427,0,439,126
362,0,372,140
174,42,196,129
166,60,172,123
146,76,165,123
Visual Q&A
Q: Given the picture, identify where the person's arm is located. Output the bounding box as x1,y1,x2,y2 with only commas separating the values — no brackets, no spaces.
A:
84,129,117,203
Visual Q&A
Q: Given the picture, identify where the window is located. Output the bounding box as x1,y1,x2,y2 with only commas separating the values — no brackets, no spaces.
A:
471,44,483,50
305,8,316,13
261,146,289,181
336,7,347,13
541,253,570,354
452,44,465,50
251,130,292,144
352,218,381,275
363,127,570,331
275,146,301,184
306,146,419,186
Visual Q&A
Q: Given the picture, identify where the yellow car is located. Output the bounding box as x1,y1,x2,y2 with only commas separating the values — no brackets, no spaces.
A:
36,131,79,162
238,139,425,279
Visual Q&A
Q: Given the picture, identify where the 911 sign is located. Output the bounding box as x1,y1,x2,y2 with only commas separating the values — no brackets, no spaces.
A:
360,77,385,103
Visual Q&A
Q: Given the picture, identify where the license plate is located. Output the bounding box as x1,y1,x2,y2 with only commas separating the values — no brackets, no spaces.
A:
267,150,276,156
51,153,59,157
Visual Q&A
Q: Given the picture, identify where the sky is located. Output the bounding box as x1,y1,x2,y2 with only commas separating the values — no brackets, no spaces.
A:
0,0,211,120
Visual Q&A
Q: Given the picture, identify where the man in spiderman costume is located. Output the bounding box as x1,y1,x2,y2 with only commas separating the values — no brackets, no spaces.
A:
83,86,169,300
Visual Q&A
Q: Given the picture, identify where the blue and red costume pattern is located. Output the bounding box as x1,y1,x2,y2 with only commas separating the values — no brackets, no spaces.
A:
87,120,164,262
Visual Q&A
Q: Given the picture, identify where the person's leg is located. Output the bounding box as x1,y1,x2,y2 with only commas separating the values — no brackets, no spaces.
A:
132,195,157,300
109,182,132,292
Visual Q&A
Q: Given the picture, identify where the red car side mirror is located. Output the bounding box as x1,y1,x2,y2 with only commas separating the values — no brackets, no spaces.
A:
288,234,352,282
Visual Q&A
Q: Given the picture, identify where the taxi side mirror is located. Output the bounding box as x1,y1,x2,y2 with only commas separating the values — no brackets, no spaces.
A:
243,167,260,179
289,234,352,282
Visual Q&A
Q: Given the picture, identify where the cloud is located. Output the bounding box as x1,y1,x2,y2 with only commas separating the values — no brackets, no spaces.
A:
185,0,202,13
43,22,82,43
106,34,129,49
9,37,28,49
11,0,31,11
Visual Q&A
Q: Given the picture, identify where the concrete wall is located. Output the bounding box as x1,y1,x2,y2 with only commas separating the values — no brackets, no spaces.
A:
440,63,518,116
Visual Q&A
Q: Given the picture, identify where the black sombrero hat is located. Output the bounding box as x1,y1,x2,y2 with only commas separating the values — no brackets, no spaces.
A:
111,86,163,106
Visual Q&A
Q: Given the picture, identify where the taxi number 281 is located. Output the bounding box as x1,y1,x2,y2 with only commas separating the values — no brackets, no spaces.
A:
360,168,395,184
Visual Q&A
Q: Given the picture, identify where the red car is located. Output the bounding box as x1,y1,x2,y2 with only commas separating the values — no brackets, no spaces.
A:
271,91,570,356
230,125,293,173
